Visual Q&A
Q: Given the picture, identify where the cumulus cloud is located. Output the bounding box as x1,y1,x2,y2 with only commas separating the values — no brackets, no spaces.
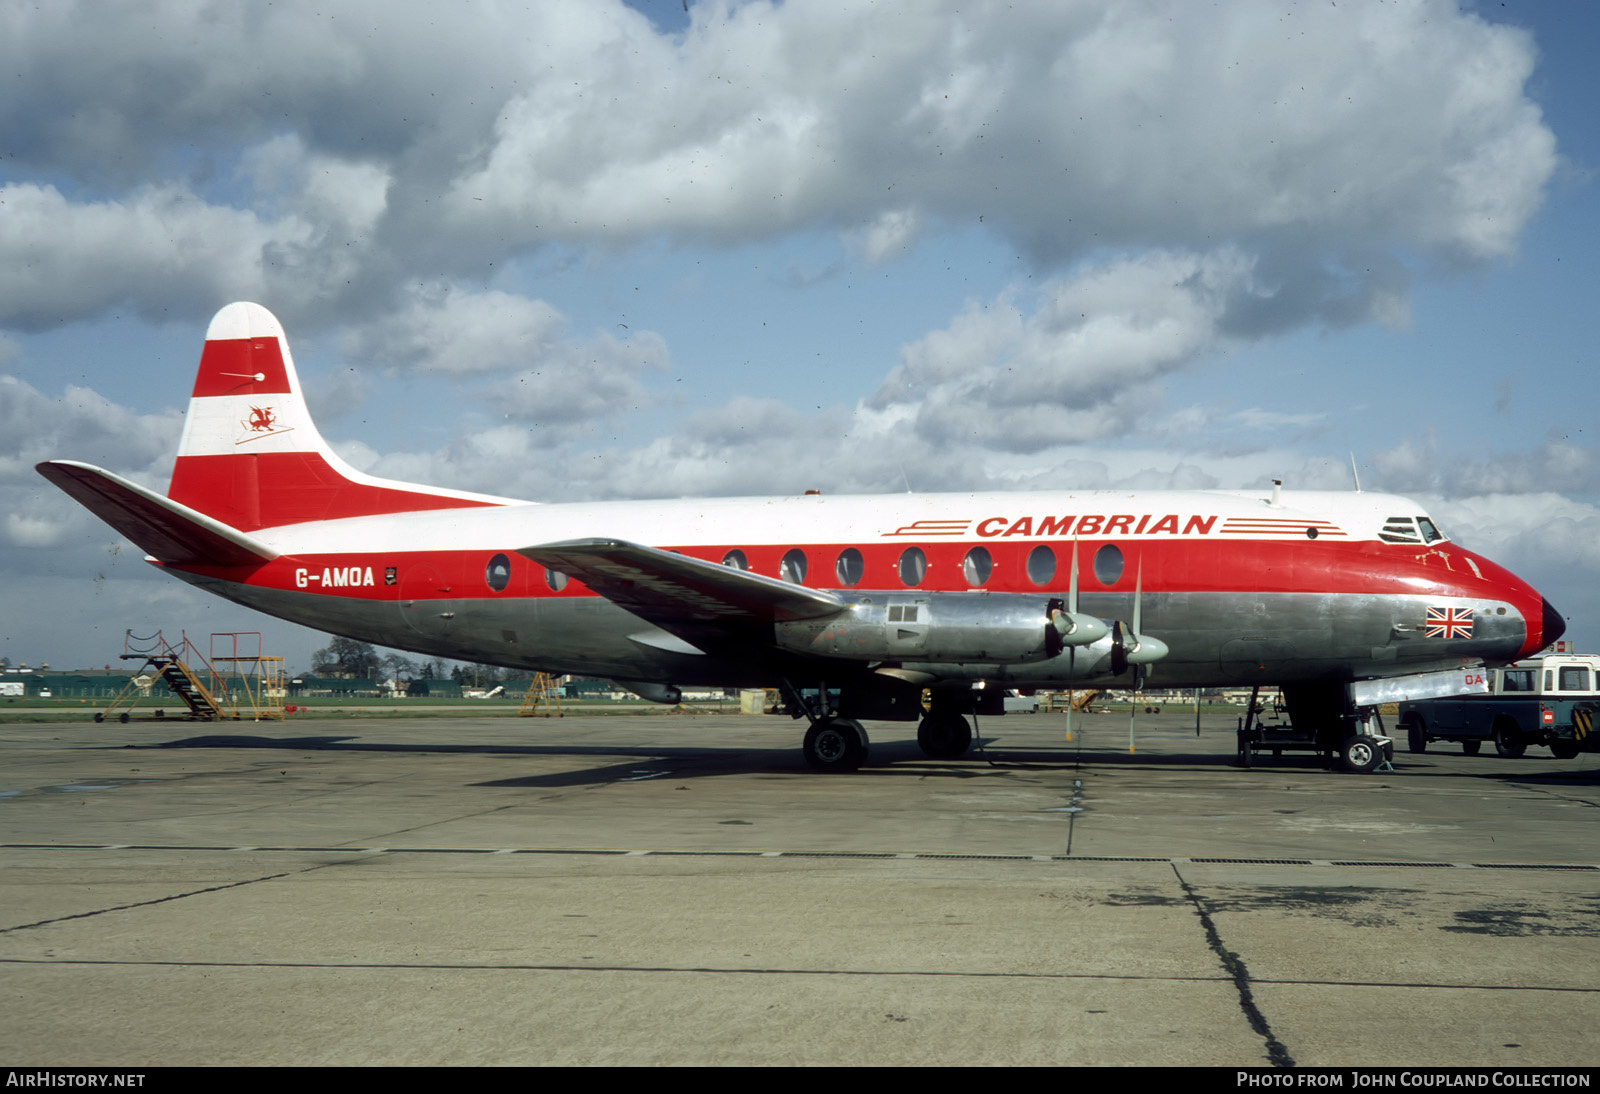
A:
0,0,1556,334
349,287,569,376
0,375,181,486
868,249,1260,452
0,374,185,585
343,285,670,438
446,1,1552,275
0,183,283,329
1371,435,1600,499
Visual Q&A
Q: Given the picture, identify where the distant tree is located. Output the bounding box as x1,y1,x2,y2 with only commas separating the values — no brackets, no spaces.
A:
380,652,418,684
311,636,381,680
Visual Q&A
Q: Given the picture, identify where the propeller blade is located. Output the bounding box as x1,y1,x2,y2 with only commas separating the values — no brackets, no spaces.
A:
1068,537,1080,614
1122,555,1169,666
1132,559,1143,636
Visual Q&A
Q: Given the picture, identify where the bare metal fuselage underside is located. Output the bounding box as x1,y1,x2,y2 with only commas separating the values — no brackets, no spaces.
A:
176,568,1523,691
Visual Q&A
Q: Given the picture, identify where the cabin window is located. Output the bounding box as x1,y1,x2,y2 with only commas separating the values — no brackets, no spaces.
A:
898,547,927,587
835,548,864,587
962,546,992,587
1026,544,1056,587
1501,670,1534,693
1093,543,1124,586
545,567,568,592
1559,667,1591,692
779,549,808,584
485,553,511,592
722,549,748,570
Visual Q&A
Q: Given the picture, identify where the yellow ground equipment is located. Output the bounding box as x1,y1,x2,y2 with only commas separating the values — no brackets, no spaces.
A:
96,631,285,723
519,673,565,717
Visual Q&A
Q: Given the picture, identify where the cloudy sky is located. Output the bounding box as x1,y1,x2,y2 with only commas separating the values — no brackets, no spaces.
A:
2,0,1596,674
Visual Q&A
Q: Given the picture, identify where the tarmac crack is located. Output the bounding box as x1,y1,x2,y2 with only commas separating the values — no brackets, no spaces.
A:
3,955,1592,994
1170,861,1296,1069
0,856,374,935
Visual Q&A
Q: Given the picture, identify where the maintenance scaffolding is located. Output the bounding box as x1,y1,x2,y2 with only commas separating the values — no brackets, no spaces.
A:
96,630,287,723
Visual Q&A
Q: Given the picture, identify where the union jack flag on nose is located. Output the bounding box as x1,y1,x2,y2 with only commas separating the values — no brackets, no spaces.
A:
1425,606,1474,639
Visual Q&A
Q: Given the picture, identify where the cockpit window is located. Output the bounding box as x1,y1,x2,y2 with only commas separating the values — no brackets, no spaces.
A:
1380,515,1447,545
1379,517,1420,544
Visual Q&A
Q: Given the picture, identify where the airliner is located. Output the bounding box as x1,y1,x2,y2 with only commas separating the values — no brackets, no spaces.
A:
37,303,1563,772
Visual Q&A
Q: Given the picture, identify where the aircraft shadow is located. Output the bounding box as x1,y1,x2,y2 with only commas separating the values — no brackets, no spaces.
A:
112,732,1591,786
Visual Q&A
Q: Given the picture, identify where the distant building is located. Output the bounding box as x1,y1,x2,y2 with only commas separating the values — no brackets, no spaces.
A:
405,677,462,699
290,676,381,698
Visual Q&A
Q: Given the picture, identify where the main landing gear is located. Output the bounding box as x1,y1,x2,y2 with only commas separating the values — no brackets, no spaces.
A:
802,717,870,772
916,704,973,760
781,680,872,772
782,680,979,770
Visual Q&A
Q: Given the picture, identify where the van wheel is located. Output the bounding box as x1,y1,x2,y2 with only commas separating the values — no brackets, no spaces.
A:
1493,719,1526,758
1551,740,1580,760
1403,714,1427,754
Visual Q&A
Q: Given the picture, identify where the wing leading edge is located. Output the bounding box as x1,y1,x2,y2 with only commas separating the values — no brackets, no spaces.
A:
518,539,846,629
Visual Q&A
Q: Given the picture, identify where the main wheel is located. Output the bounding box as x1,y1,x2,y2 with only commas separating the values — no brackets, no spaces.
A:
1462,740,1481,755
1550,740,1580,760
1339,735,1382,774
917,711,972,759
803,718,869,772
1493,719,1526,758
1403,714,1427,754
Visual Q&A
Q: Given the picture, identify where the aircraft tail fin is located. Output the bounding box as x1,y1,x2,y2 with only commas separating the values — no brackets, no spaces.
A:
166,302,511,531
36,460,277,568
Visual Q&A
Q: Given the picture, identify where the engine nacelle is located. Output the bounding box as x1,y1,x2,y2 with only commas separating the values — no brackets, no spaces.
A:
618,681,682,704
774,593,1063,665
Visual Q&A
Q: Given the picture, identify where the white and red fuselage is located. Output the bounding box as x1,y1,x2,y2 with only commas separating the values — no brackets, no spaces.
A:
38,303,1563,740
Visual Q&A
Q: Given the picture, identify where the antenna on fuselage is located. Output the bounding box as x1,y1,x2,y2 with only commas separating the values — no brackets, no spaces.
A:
1350,453,1362,493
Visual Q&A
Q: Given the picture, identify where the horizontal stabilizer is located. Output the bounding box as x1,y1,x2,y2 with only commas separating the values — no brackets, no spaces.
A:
36,460,278,568
520,538,845,624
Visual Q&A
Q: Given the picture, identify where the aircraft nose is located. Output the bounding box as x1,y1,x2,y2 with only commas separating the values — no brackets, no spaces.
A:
1541,597,1567,650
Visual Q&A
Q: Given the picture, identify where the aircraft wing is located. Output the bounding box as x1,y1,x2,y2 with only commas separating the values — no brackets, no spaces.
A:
519,538,846,625
36,460,278,568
